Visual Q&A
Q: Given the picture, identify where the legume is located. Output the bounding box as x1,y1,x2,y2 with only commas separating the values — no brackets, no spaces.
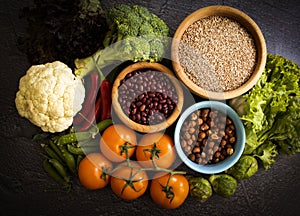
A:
180,108,236,165
118,69,178,125
178,15,257,92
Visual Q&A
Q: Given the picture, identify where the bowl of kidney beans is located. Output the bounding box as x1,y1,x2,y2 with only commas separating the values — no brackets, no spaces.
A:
112,62,184,133
174,101,245,174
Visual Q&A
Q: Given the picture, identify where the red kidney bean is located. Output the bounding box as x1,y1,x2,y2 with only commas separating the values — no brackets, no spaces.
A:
118,69,178,125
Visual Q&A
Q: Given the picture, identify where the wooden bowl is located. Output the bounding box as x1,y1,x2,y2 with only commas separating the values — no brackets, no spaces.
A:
171,5,267,100
112,62,184,133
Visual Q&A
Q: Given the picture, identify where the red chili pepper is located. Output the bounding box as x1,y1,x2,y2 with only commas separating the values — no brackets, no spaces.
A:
77,94,102,132
73,72,99,126
100,80,112,121
94,94,102,122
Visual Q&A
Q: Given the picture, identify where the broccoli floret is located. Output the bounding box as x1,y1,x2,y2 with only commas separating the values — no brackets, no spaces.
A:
253,141,279,169
74,4,170,77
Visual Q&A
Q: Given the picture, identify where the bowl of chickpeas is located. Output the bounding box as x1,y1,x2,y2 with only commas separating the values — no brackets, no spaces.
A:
174,101,245,174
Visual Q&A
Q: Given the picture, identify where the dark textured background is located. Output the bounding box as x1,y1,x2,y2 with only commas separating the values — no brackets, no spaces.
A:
1,0,300,215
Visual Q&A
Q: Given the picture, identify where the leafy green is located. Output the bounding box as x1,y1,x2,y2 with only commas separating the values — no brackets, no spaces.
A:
235,53,300,169
18,0,108,67
253,141,278,169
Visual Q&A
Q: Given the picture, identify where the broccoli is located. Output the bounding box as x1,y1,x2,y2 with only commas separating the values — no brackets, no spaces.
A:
74,4,170,78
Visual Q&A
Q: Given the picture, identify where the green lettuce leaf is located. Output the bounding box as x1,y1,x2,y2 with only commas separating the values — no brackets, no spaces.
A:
240,53,300,165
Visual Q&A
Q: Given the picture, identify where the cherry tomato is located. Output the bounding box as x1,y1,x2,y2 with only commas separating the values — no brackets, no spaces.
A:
150,172,189,209
136,133,176,169
100,124,137,162
110,162,148,200
78,153,113,190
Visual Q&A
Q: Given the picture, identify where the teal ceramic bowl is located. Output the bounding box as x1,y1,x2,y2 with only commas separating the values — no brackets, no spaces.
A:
174,101,245,174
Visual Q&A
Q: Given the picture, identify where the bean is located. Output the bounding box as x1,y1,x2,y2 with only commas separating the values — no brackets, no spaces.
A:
76,155,84,169
67,144,84,155
192,147,201,154
49,140,65,163
189,153,196,161
118,69,178,126
57,132,91,146
43,159,67,186
58,145,76,174
48,158,70,183
180,108,237,165
96,119,113,132
227,147,234,155
41,143,64,164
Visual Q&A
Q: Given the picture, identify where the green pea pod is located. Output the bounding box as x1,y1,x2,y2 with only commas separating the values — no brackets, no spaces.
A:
96,119,113,132
57,132,91,146
67,144,84,155
68,144,100,155
63,151,77,174
58,145,77,174
41,143,64,164
48,158,70,183
76,155,84,168
42,159,66,185
49,140,65,162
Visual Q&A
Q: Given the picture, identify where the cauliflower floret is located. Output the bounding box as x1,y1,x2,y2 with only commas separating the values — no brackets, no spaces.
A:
15,61,85,133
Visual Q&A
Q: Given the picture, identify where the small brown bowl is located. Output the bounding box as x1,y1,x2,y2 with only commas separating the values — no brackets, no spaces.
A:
112,62,184,133
171,5,267,100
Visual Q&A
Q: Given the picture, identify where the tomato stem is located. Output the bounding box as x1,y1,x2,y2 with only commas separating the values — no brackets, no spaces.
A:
120,142,136,159
119,166,144,195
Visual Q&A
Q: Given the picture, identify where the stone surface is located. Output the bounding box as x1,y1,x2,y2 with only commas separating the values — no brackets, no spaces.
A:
0,0,299,215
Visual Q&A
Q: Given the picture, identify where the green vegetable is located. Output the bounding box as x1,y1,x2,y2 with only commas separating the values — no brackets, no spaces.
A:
229,53,300,168
58,145,77,174
187,176,213,202
48,159,70,183
57,132,92,146
74,4,170,77
209,174,237,198
253,141,278,170
18,0,108,67
226,155,258,180
41,143,64,164
42,159,68,186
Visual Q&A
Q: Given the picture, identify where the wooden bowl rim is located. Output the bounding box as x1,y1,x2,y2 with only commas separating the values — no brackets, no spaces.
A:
112,62,184,133
171,5,267,100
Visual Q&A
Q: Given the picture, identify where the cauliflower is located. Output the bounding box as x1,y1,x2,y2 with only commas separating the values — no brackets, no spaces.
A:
15,61,85,133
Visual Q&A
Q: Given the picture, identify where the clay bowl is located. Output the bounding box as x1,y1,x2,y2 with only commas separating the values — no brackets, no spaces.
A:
171,5,267,100
112,62,184,133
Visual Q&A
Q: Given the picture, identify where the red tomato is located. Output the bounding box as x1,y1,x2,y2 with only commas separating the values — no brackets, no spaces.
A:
150,172,189,209
78,153,113,190
110,162,148,200
100,124,137,162
136,133,177,169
